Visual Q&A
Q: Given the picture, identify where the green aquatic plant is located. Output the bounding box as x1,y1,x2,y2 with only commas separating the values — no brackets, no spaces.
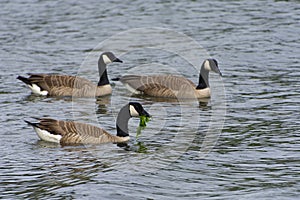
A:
139,115,150,127
134,141,148,153
127,116,151,153
136,116,151,138
136,125,144,139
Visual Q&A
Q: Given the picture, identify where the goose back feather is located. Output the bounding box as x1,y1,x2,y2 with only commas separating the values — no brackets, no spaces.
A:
18,74,111,97
17,52,121,97
26,118,129,145
25,102,150,145
118,75,201,98
116,59,221,99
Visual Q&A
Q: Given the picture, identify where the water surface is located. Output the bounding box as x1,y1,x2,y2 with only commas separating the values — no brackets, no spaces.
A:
1,0,299,199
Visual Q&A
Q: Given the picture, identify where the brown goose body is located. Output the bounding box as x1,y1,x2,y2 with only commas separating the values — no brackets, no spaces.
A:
26,118,129,145
17,52,122,97
116,59,221,99
19,74,112,97
25,102,150,145
119,75,209,99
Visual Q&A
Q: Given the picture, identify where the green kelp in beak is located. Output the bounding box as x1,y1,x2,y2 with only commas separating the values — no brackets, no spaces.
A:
139,115,151,127
136,116,151,138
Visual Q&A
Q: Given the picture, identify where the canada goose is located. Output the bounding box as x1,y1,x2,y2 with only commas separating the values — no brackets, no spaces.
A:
113,59,222,99
17,52,122,97
25,102,150,145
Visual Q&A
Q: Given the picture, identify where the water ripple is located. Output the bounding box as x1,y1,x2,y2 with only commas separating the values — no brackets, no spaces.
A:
1,0,300,199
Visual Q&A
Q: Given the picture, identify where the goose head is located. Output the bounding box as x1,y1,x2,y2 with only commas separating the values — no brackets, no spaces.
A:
202,59,222,76
128,102,151,118
196,59,222,90
97,52,123,86
116,102,150,138
100,52,123,64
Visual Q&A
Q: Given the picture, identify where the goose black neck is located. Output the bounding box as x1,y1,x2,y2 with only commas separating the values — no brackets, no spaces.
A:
116,105,130,137
196,67,209,90
97,69,109,86
97,58,109,86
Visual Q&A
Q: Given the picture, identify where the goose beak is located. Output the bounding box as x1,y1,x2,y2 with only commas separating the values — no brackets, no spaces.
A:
113,58,123,63
141,110,151,118
213,68,222,77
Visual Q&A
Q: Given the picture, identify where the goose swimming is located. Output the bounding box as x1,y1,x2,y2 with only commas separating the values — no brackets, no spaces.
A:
17,52,122,97
25,102,150,145
113,59,222,99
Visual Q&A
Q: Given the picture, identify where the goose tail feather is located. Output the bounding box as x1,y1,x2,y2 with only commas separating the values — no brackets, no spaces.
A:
17,76,31,85
111,77,120,81
24,120,38,128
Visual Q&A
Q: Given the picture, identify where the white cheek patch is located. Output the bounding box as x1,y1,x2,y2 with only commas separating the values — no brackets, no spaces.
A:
102,54,112,64
204,60,211,71
28,84,48,95
129,105,140,117
34,127,62,143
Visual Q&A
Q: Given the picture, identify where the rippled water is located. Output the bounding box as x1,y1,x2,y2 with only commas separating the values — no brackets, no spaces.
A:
1,0,299,199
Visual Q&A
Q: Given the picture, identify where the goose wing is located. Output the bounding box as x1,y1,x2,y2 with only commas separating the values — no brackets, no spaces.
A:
119,75,196,98
26,74,96,96
35,118,123,145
